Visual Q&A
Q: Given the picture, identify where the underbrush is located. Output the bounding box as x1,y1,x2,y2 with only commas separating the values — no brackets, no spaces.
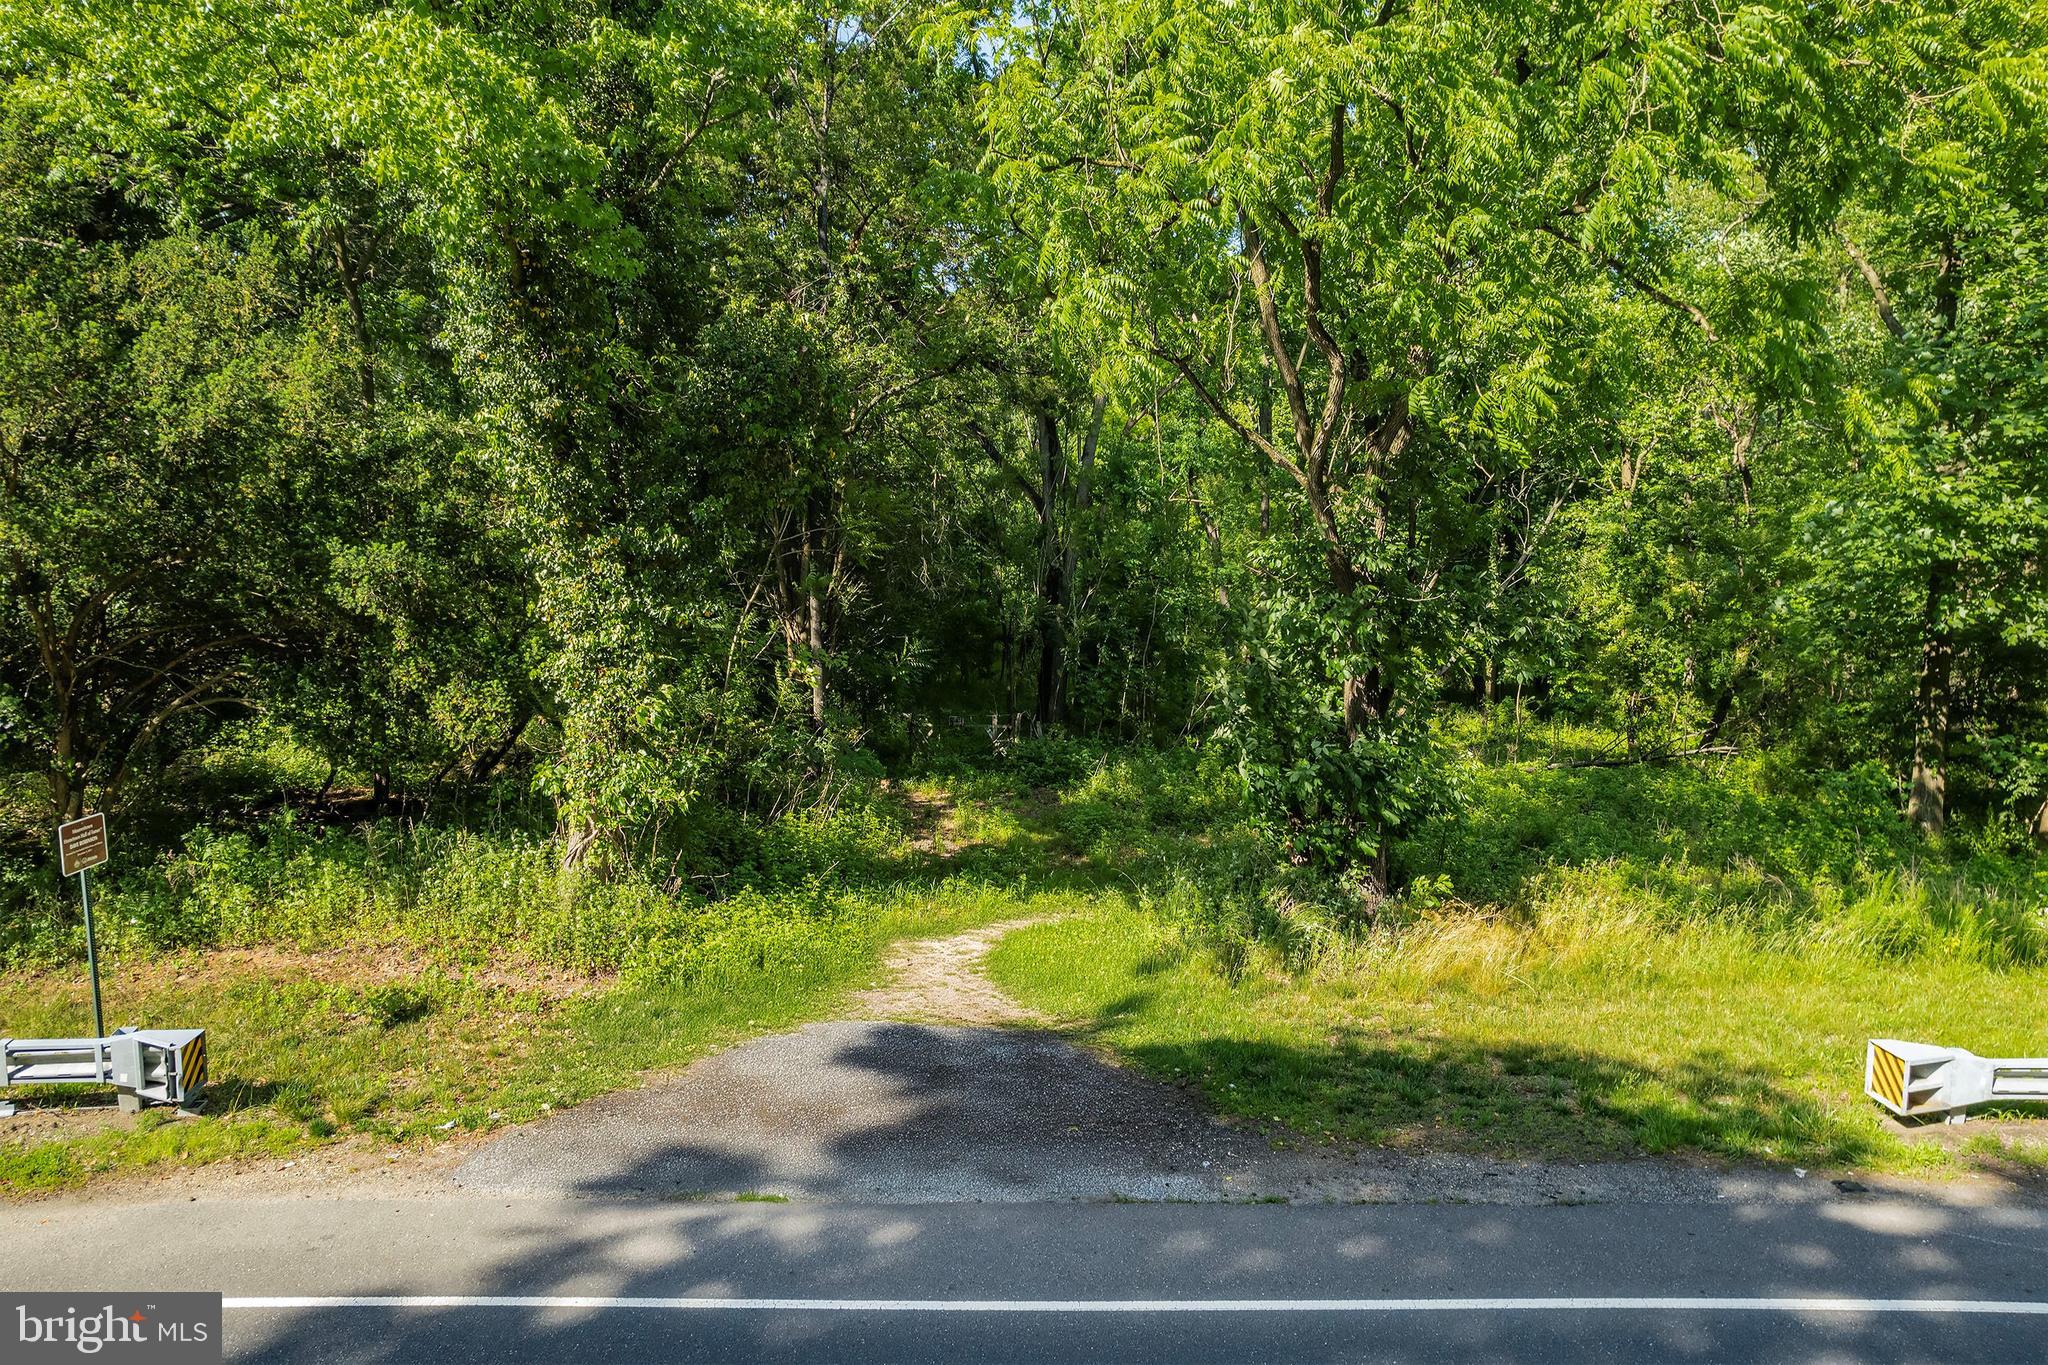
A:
1,787,941,981
983,723,2048,1174
5,723,2044,1187
1141,721,2048,977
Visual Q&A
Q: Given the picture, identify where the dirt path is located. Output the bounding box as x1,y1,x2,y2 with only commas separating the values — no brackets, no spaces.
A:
847,918,1047,1026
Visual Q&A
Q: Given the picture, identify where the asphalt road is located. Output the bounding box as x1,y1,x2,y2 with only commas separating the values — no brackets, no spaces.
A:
7,1194,2046,1363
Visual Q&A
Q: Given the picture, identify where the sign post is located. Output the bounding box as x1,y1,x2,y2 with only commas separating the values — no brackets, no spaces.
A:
57,813,109,1038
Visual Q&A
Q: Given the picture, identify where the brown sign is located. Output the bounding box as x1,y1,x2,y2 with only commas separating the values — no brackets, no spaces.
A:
57,812,108,876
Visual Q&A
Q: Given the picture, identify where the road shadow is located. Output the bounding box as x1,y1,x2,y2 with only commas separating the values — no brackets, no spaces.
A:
452,1019,1263,1202
225,978,2048,1361
447,1005,2024,1208
1107,1027,1904,1171
222,1153,2048,1364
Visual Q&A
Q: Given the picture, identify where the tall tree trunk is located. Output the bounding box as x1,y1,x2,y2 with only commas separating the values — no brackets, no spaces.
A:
1908,562,1952,835
47,759,81,822
1256,379,1274,536
805,525,826,734
1032,408,1066,733
1703,655,1745,742
1157,110,1421,888
800,21,838,737
1324,544,1399,892
329,225,376,408
49,711,82,821
1186,468,1231,608
1063,397,1106,724
769,499,830,734
802,490,834,734
1909,235,1963,836
1001,618,1018,716
807,588,828,731
1061,395,1105,629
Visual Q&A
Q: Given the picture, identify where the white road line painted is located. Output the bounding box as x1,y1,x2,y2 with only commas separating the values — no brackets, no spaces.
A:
223,1296,2048,1316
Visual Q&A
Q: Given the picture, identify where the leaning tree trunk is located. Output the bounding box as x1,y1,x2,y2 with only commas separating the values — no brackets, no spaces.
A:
558,808,624,876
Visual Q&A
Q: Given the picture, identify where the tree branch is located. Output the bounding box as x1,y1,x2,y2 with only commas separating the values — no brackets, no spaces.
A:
1237,213,1315,454
1148,339,1308,489
967,420,1045,511
1538,223,1718,341
1839,230,1904,340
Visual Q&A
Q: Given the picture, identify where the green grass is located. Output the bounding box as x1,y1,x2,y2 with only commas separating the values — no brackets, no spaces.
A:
986,889,2048,1176
0,878,1050,1194
0,777,1076,1195
7,728,2045,1192
981,725,2048,1177
0,960,802,1191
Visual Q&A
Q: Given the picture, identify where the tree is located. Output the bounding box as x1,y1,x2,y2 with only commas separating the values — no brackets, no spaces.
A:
0,166,360,818
1802,0,2048,834
972,0,1827,880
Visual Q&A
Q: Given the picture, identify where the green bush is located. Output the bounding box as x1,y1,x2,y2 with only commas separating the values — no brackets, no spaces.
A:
1055,746,1246,861
1384,724,2048,968
0,793,928,982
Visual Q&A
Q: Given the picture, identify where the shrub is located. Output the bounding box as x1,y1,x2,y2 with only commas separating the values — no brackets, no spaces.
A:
0,791,929,984
1164,721,2047,973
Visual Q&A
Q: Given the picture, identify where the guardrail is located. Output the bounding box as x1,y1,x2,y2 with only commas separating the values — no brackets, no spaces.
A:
1,1027,207,1116
1867,1038,2048,1121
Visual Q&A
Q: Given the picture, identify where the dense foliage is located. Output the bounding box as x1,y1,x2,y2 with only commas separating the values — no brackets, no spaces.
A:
1,0,2043,915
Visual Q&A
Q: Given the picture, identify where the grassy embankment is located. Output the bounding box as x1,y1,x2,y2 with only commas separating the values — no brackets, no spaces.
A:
0,758,1103,1194
987,724,2048,1177
4,724,2045,1192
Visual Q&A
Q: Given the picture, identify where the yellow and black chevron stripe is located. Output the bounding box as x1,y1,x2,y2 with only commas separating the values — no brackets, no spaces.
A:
1868,1043,1907,1111
179,1034,207,1096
